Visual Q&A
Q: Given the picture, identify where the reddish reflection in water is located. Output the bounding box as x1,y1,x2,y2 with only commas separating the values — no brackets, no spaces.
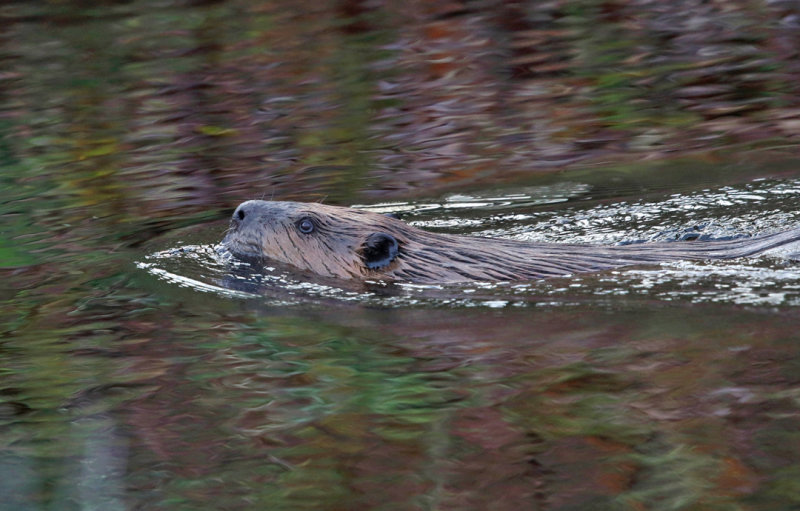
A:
34,302,797,511
2,0,800,510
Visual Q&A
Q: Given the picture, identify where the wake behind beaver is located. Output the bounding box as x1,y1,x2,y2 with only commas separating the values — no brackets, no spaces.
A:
221,200,800,284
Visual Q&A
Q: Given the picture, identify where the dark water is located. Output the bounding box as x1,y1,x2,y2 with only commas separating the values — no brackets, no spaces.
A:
4,1,800,510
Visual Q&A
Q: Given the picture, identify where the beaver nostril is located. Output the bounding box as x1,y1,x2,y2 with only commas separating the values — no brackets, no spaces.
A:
231,205,249,228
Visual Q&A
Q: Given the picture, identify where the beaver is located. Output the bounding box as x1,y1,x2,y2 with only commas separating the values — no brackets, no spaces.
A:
222,200,800,283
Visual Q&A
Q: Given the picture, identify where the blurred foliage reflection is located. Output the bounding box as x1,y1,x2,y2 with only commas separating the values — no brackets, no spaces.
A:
3,1,800,510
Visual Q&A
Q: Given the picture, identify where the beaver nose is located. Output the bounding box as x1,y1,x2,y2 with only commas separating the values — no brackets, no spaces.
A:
231,200,267,229
231,202,255,230
233,203,247,223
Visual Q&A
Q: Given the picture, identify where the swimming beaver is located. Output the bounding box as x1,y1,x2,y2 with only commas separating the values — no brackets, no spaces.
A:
222,200,800,283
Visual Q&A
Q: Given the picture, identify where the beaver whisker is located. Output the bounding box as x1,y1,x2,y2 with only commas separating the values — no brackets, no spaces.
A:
222,200,800,284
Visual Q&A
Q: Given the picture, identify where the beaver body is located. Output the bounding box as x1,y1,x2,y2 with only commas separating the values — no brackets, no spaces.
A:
222,200,800,283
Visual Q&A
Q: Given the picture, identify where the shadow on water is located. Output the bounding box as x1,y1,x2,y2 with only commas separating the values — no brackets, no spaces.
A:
3,0,800,510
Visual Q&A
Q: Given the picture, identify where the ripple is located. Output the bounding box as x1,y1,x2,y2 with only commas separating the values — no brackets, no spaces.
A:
141,177,800,308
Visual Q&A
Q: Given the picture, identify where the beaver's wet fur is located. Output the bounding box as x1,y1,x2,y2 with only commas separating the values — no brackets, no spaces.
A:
222,200,800,283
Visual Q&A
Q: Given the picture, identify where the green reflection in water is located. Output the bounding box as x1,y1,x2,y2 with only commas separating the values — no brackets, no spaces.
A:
2,1,800,510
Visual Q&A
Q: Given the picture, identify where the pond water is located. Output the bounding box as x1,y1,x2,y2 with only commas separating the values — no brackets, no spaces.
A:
8,168,800,511
145,173,800,308
3,1,800,511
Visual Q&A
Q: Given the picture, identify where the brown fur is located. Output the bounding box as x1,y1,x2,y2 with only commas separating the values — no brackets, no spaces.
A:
222,200,800,283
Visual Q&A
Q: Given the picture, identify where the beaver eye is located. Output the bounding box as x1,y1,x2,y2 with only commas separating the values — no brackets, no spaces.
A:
297,217,315,234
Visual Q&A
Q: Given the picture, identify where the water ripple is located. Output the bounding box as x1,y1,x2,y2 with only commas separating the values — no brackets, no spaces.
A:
141,177,800,307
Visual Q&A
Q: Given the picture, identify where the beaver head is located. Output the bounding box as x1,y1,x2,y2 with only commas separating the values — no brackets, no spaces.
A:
223,200,407,280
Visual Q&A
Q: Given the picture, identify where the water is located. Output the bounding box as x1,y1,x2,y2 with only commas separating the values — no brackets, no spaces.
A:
4,1,800,510
130,176,800,510
144,176,800,308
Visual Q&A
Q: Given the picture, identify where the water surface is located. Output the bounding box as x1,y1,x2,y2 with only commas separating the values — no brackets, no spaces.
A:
4,1,800,510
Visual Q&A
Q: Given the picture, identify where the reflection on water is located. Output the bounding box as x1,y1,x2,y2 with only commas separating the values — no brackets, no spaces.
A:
140,245,259,299
355,182,593,214
9,181,800,511
3,0,800,510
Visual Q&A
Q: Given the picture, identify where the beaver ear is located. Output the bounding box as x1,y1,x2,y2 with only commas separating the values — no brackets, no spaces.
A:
360,233,399,269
